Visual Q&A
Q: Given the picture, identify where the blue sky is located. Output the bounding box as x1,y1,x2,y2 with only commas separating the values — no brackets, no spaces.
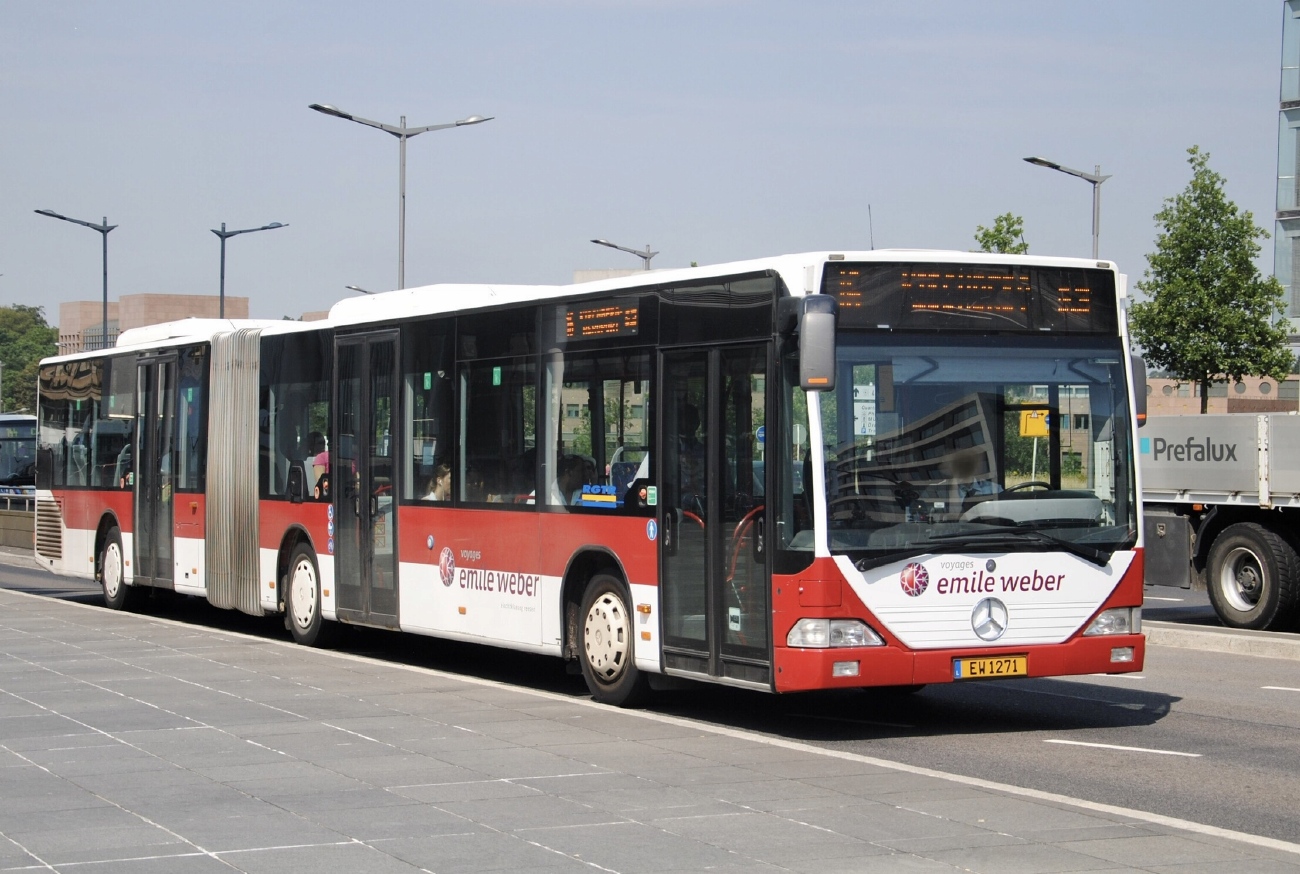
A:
1,1,1286,320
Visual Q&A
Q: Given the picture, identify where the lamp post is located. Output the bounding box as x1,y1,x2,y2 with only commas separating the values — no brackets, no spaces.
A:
211,222,288,318
34,210,116,349
309,103,493,290
1023,157,1111,259
590,238,658,270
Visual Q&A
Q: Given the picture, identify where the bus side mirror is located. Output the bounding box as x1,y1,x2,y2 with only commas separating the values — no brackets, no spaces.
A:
799,296,837,392
1131,354,1147,427
286,464,306,504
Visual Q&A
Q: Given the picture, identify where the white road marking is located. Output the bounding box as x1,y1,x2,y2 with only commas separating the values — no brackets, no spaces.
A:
1045,739,1201,757
1143,596,1184,602
1262,685,1300,693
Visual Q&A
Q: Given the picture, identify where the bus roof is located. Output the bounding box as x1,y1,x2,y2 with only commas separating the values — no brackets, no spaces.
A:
327,249,1118,326
41,249,1120,364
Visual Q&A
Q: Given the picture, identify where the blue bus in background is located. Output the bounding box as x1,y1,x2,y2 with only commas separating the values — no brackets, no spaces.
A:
0,413,37,495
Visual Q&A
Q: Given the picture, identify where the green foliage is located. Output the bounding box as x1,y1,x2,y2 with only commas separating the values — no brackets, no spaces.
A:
1128,147,1293,413
0,305,58,413
974,213,1029,254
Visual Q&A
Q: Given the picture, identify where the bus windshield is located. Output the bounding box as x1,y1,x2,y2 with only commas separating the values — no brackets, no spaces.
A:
815,333,1137,567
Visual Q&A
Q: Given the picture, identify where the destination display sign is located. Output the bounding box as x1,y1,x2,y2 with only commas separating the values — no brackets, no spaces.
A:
823,262,1118,333
561,299,641,341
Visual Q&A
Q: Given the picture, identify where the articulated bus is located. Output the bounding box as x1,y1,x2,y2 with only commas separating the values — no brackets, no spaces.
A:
35,251,1145,705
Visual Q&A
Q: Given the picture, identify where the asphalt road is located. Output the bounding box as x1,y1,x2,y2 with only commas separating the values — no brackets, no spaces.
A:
3,560,1297,844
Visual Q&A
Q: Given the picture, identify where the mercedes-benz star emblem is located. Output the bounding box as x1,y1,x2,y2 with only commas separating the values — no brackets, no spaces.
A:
971,597,1009,641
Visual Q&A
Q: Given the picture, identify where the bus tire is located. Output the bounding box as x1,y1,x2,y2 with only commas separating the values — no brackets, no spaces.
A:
578,573,648,707
285,543,329,647
99,526,134,611
1207,522,1300,631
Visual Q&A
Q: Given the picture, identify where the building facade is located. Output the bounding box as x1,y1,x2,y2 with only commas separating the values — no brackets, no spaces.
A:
1277,1,1300,337
1146,375,1300,416
59,294,249,355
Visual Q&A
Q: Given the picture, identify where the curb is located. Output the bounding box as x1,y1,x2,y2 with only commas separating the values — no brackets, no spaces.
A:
1144,620,1300,661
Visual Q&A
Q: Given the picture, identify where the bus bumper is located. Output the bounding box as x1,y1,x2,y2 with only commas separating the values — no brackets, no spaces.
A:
772,633,1146,693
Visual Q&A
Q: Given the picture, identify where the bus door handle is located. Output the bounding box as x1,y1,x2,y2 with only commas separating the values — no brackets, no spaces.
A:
752,516,765,560
663,510,676,556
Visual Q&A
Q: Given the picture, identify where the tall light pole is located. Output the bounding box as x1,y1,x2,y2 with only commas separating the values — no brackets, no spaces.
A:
34,210,116,349
211,222,288,318
309,103,493,290
590,238,658,271
1023,157,1111,259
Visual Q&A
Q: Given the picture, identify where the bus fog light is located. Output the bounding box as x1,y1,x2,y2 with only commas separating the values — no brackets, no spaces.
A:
832,661,860,677
787,619,884,648
1110,646,1135,663
1084,608,1138,636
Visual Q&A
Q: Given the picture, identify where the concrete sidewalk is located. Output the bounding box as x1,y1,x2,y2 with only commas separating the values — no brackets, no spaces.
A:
1,589,1298,873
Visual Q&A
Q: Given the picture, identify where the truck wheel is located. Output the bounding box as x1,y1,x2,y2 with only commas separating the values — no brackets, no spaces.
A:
577,573,649,707
1207,522,1300,631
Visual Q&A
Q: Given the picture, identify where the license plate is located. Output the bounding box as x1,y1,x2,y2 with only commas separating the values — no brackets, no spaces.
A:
953,655,1027,680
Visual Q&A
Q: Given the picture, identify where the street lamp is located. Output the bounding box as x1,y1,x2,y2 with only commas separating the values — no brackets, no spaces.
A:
34,209,116,349
590,238,658,271
211,222,288,318
309,102,493,290
344,285,375,295
1023,157,1111,259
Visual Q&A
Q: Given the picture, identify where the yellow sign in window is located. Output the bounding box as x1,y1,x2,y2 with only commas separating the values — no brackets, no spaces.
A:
1019,410,1049,438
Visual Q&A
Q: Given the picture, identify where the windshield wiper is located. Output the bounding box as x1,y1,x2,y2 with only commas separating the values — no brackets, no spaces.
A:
852,529,1112,572
921,529,1111,567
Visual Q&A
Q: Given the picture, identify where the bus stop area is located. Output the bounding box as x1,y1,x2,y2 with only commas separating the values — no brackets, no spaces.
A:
1,587,1298,874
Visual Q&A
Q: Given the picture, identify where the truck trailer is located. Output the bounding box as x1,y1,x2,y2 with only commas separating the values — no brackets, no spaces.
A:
1141,413,1300,631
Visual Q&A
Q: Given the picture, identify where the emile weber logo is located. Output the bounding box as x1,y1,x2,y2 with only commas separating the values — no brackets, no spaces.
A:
1142,435,1238,463
899,557,1065,597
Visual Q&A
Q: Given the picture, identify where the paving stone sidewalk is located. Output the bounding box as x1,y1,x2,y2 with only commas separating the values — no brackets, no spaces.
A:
0,587,1297,873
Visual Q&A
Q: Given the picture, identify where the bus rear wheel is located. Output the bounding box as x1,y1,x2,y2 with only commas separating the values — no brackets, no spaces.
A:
1207,522,1300,631
99,526,135,611
578,574,648,707
285,543,329,646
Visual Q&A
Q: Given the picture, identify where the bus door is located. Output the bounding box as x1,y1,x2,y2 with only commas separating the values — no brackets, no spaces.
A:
334,332,400,628
133,356,177,587
660,345,771,686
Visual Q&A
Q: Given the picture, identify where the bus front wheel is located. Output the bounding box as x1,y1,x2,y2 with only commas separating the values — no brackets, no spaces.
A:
285,543,329,646
578,574,648,707
99,526,134,611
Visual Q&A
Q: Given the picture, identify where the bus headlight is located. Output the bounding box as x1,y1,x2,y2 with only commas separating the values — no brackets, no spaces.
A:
1083,607,1141,636
786,619,885,648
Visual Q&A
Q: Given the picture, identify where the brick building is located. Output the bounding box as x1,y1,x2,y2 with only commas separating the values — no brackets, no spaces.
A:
58,294,249,354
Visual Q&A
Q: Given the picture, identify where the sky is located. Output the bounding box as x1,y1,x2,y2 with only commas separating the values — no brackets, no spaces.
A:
0,1,1288,322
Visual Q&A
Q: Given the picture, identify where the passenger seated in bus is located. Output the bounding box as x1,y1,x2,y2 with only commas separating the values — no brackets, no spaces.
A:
423,462,451,501
307,431,328,480
549,454,585,506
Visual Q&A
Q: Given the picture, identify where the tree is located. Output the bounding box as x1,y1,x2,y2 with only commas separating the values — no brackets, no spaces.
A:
1128,146,1293,413
0,305,58,413
974,213,1029,254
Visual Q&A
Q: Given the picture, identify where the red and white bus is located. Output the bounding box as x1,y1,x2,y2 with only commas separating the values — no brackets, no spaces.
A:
36,251,1145,705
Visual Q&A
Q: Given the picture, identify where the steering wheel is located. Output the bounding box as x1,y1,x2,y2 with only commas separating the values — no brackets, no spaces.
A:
1004,481,1051,493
